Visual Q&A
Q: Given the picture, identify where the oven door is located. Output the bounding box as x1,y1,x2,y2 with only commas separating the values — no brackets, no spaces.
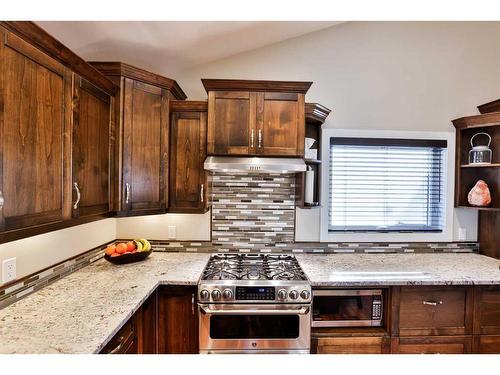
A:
199,304,311,353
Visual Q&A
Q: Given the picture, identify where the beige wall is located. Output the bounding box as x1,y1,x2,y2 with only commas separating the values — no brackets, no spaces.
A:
175,21,500,241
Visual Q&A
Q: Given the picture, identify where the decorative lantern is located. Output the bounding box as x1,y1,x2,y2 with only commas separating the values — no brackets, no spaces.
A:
469,132,492,165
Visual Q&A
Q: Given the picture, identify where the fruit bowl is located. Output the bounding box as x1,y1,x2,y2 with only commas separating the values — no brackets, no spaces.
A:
103,239,153,265
104,249,152,265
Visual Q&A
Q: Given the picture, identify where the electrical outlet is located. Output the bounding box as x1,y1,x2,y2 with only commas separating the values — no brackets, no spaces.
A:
458,227,467,241
2,258,16,284
168,226,176,239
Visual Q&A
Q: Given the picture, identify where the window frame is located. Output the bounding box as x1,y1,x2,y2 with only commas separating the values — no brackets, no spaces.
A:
319,129,455,243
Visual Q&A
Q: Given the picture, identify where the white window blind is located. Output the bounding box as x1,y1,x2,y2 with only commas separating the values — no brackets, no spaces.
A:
329,138,447,232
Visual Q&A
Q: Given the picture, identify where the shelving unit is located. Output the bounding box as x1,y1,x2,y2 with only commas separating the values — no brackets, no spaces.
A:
296,103,331,209
452,110,500,259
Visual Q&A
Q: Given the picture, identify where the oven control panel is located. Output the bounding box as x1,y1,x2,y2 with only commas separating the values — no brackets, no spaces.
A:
198,284,312,303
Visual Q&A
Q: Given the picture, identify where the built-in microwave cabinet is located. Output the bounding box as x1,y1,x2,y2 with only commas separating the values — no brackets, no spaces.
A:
202,79,311,157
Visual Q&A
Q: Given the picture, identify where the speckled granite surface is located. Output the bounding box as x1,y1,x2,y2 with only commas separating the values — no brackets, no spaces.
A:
0,252,210,354
296,253,500,287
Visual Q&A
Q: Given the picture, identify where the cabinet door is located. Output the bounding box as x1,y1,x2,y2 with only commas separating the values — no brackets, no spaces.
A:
473,286,500,335
100,314,138,354
473,335,500,354
72,76,112,218
137,290,157,354
207,91,256,155
122,79,168,214
169,111,207,212
313,336,390,354
0,28,72,232
391,336,472,354
257,92,305,156
158,286,198,354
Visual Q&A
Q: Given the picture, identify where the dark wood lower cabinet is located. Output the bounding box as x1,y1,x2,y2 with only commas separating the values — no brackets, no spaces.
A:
100,313,138,354
136,290,158,354
391,336,472,354
473,335,500,353
158,286,199,354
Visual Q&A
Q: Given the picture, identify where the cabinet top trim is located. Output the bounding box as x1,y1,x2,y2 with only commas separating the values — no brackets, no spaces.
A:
89,61,187,100
452,112,500,129
305,103,332,125
478,98,500,114
170,100,208,112
201,78,313,94
0,21,118,96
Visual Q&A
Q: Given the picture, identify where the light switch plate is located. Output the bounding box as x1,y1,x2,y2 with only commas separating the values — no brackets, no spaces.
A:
168,226,176,239
2,257,16,284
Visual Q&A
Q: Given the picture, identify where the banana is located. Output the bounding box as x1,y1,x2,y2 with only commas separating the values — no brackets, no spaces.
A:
133,240,144,252
135,238,151,252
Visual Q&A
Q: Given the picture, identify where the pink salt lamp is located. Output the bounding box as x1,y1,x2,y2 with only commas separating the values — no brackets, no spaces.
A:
468,180,492,207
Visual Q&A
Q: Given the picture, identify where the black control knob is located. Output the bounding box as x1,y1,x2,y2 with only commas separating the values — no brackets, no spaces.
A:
300,290,310,300
277,289,288,300
222,289,233,300
211,289,221,301
199,289,210,300
289,290,298,300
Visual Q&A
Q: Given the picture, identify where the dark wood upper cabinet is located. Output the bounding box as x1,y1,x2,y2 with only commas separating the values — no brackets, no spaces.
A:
90,62,186,216
203,79,311,157
72,76,113,218
0,27,73,232
169,101,208,213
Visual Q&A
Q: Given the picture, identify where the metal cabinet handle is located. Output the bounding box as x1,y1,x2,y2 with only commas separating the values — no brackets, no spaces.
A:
0,190,4,209
258,129,262,148
250,129,255,148
108,336,125,354
191,293,195,315
423,300,443,306
200,306,310,315
73,182,81,209
125,183,130,204
200,184,204,203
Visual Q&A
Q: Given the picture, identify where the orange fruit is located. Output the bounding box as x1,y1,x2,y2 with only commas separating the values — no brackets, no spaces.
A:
126,241,136,252
116,243,128,254
110,252,120,257
105,244,116,256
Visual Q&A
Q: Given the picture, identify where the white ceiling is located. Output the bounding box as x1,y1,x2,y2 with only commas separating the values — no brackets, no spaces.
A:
37,21,341,76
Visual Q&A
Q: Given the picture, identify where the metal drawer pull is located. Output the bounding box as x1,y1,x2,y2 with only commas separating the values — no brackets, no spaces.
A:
191,293,195,315
422,300,443,306
250,129,255,148
109,336,125,354
258,129,262,148
200,184,204,203
125,183,130,204
200,306,309,315
73,182,81,209
0,190,4,209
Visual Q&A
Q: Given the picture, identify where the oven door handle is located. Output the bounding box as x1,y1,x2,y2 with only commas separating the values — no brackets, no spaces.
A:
199,306,310,315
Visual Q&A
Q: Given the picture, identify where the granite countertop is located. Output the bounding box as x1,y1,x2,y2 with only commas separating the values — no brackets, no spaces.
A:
296,253,500,286
1,252,500,354
0,252,210,354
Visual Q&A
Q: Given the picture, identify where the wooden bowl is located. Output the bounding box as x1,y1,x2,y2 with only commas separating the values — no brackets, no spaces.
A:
104,250,152,265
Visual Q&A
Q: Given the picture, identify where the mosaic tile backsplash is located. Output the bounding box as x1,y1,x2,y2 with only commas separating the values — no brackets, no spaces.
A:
211,173,296,250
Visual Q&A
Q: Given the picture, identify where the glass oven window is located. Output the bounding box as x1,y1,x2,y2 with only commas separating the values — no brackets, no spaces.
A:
210,315,300,339
313,295,373,321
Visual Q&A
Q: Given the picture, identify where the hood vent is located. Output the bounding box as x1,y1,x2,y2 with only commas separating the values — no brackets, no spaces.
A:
204,156,306,174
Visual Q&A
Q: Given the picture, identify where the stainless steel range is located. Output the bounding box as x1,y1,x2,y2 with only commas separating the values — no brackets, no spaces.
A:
198,253,311,354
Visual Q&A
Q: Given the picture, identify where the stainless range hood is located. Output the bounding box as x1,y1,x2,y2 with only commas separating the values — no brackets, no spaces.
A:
204,156,306,174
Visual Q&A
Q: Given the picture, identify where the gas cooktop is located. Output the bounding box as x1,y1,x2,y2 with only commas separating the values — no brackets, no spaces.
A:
201,253,307,281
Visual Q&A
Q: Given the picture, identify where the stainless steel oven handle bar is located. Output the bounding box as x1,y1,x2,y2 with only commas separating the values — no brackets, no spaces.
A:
199,306,310,315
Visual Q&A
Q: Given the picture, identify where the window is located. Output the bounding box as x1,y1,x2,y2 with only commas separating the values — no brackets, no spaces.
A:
329,138,447,232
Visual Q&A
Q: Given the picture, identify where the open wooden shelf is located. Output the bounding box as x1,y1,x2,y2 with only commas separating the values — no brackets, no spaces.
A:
458,206,500,212
304,159,322,164
460,163,500,168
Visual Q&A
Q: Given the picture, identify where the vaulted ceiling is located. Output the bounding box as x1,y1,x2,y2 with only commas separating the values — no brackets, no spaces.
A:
37,21,341,76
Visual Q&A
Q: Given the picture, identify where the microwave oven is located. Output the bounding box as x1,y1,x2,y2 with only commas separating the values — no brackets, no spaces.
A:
312,289,383,327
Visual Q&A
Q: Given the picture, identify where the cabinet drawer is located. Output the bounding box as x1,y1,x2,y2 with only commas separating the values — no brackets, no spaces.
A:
392,336,472,354
473,335,500,353
394,286,472,336
313,336,390,354
100,318,137,354
473,286,500,335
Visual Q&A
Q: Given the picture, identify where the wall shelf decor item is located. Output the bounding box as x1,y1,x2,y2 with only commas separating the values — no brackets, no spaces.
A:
468,180,492,207
469,132,492,165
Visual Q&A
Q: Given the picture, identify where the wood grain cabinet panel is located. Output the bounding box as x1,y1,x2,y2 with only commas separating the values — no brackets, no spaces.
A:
313,336,390,354
0,28,72,232
473,286,500,335
391,336,472,354
72,76,113,218
100,315,138,354
122,79,168,214
158,286,198,354
258,92,305,156
473,335,500,353
169,101,208,213
393,286,473,336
